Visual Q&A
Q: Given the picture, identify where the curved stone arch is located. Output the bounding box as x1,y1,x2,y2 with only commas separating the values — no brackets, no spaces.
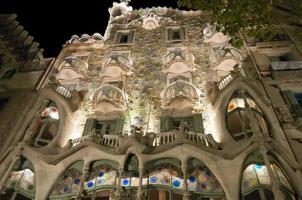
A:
213,78,275,142
20,88,72,149
120,150,144,170
88,159,119,170
38,88,74,147
144,157,182,171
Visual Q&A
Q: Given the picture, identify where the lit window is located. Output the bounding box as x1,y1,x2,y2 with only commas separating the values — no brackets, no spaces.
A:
241,163,296,200
2,159,35,199
167,27,186,41
226,91,267,141
160,114,203,133
50,161,83,198
115,30,134,44
84,163,117,190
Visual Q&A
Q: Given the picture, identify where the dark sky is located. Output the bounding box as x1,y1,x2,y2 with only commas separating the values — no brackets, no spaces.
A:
1,0,179,57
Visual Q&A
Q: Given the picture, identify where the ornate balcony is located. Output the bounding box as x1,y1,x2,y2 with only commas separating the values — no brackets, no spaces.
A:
212,46,243,73
203,23,229,44
153,131,219,148
91,84,127,114
69,129,219,151
162,48,195,74
161,80,200,108
56,56,88,83
101,53,132,78
270,61,302,71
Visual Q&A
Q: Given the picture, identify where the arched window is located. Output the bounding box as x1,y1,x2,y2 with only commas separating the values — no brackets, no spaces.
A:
241,162,297,200
81,161,118,199
226,90,268,141
0,158,35,200
144,159,184,200
49,161,83,199
121,154,140,187
187,158,224,199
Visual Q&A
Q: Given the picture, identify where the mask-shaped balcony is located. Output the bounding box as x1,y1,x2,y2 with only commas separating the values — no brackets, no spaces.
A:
101,53,132,78
211,46,243,76
91,84,127,115
160,80,201,112
203,23,229,44
162,48,195,74
56,56,88,84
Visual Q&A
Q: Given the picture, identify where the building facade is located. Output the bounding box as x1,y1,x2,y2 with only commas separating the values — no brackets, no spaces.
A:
0,1,302,200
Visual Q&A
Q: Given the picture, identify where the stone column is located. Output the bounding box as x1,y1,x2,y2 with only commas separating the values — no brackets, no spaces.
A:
137,168,144,200
113,168,124,200
260,145,284,200
182,165,190,200
0,152,21,192
75,164,89,200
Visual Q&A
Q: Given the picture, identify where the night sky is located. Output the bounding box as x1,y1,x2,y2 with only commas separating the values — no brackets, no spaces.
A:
1,0,179,57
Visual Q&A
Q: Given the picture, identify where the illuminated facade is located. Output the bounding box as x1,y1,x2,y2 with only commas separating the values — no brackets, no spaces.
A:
0,1,302,200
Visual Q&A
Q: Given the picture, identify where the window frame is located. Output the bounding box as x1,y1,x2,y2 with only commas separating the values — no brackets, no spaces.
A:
166,26,186,42
114,30,135,45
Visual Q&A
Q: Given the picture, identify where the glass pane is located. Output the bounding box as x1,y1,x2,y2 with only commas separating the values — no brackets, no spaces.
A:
19,169,35,191
188,166,223,193
172,30,181,40
241,165,258,191
131,177,139,187
272,164,292,191
243,190,261,200
228,98,245,112
121,177,130,187
84,165,116,190
149,169,171,186
51,167,82,196
246,98,262,113
227,112,243,134
240,111,252,131
254,164,270,185
263,189,275,200
171,175,184,189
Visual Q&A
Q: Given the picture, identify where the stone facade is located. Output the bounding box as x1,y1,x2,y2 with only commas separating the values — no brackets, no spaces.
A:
0,2,302,200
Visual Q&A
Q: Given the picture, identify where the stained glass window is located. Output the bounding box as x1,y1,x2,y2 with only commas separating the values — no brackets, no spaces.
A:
226,91,267,141
6,169,35,192
187,165,223,194
84,164,116,190
147,164,184,189
50,161,83,197
272,164,293,192
241,163,294,193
